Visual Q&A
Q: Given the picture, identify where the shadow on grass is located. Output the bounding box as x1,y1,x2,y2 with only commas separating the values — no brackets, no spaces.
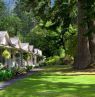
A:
0,72,95,97
42,65,95,76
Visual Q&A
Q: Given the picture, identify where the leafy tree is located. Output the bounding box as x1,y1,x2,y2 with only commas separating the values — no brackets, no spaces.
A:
16,0,77,56
14,0,37,39
0,15,22,36
0,0,5,15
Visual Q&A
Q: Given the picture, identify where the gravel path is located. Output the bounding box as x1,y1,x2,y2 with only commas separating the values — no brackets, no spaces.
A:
0,68,43,90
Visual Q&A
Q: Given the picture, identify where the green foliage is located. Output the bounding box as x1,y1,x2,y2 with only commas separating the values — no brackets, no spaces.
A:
15,52,20,57
23,53,31,61
16,67,27,75
11,66,32,76
15,0,77,58
57,48,66,57
28,25,60,57
84,0,95,36
2,49,11,59
45,56,64,66
45,56,59,65
0,0,6,16
11,67,19,76
65,25,77,57
11,67,27,76
0,69,13,81
26,65,33,72
0,15,22,36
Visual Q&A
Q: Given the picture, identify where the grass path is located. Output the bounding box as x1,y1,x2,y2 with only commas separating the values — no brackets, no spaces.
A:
0,65,95,97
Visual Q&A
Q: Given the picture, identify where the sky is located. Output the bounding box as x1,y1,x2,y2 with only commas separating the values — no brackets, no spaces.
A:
3,0,55,11
51,0,55,6
4,0,16,11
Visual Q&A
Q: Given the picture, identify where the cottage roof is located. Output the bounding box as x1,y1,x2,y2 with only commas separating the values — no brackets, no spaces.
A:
29,45,34,52
38,49,42,56
0,31,11,45
21,43,29,52
34,48,38,54
10,37,21,49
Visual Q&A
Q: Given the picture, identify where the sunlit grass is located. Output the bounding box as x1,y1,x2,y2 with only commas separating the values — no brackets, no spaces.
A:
0,65,95,97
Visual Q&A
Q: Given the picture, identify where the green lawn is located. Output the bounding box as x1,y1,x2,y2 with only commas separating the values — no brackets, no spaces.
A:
0,65,95,97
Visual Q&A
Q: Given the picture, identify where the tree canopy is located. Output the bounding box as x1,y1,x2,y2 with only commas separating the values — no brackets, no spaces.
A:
0,0,95,69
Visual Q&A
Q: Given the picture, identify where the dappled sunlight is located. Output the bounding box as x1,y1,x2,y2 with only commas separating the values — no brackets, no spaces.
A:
42,65,95,76
0,66,95,97
0,79,95,97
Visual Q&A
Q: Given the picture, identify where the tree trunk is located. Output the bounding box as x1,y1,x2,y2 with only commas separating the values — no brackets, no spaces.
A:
73,0,91,69
88,21,95,65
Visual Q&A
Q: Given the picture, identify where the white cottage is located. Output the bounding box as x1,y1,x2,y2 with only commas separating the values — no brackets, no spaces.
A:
10,37,21,67
37,49,43,65
28,45,34,66
21,43,30,66
33,48,41,66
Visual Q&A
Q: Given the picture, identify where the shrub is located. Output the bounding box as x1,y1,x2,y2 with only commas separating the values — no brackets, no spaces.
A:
63,55,74,65
15,52,20,57
23,53,31,61
45,56,62,65
11,67,19,76
26,65,33,71
16,67,27,75
0,69,13,81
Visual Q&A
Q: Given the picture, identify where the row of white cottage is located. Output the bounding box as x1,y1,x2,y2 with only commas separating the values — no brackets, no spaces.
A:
0,31,44,68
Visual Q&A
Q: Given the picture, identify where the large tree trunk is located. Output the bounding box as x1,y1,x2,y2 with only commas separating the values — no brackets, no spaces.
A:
73,0,91,69
88,21,95,65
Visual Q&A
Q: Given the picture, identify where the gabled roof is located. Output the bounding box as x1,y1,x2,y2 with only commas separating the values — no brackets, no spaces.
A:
34,48,38,54
0,31,11,45
10,37,21,49
29,45,34,52
21,43,29,52
38,49,42,56
34,48,42,56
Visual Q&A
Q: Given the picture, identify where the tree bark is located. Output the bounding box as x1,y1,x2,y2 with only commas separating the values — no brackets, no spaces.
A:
88,21,95,65
73,0,91,69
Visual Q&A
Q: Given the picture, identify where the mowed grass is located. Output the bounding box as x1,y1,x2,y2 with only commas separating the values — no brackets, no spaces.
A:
0,65,95,97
